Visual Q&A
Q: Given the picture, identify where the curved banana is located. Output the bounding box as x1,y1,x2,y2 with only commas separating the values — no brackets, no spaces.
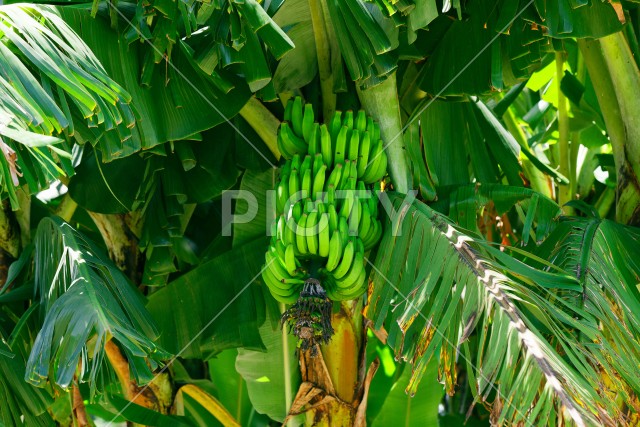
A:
355,110,367,132
318,213,330,257
338,160,351,190
339,189,354,220
332,239,355,280
338,216,349,248
342,110,353,130
301,168,312,199
300,155,312,181
328,204,338,234
320,124,333,168
312,153,324,177
325,231,343,272
335,251,364,290
334,126,348,165
276,181,289,216
288,168,300,202
296,214,309,255
326,163,343,189
285,217,297,250
284,243,297,275
313,164,327,201
329,111,342,142
359,202,371,240
291,97,303,136
277,132,293,159
302,103,314,142
348,129,360,162
356,131,371,178
307,123,319,156
306,211,319,255
281,122,308,156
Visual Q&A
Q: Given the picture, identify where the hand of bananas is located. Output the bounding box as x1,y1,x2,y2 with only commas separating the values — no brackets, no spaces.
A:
263,97,388,349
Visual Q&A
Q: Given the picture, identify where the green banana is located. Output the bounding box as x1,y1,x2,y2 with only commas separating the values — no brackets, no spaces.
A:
340,189,354,219
361,140,382,183
320,124,333,168
335,251,364,289
359,202,372,240
348,193,360,236
356,131,371,178
276,215,286,241
277,132,293,159
291,153,301,171
326,163,343,189
326,184,336,205
333,240,355,280
296,214,309,255
291,201,302,223
329,111,342,141
325,231,343,271
317,202,326,215
266,250,296,285
334,126,348,165
318,213,330,257
338,216,349,248
300,155,312,181
280,122,308,156
302,103,314,142
339,160,351,190
284,99,293,122
285,217,297,250
328,204,338,234
301,168,312,199
355,110,367,132
306,211,319,255
288,168,300,200
348,129,360,162
312,164,327,201
308,123,319,156
262,268,299,303
342,110,353,130
276,180,289,215
312,153,324,177
291,97,303,136
334,268,367,300
363,219,382,250
363,148,387,184
284,243,297,275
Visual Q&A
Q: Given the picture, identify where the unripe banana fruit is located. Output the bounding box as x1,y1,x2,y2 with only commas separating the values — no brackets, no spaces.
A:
263,98,388,348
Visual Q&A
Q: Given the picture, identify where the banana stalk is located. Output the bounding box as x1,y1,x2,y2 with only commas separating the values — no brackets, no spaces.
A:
239,96,281,160
357,73,412,194
579,35,640,225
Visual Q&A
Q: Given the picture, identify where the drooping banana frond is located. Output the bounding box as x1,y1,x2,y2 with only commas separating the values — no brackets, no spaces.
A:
535,216,640,417
125,0,294,97
0,4,134,206
367,193,621,426
26,217,168,396
432,183,562,244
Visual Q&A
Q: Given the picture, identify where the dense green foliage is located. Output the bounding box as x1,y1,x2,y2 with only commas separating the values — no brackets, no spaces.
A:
1,0,640,426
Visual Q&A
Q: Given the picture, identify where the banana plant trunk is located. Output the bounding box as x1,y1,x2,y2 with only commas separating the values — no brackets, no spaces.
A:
294,299,376,426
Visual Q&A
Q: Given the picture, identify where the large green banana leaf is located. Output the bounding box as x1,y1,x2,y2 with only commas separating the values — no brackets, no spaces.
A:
146,237,267,359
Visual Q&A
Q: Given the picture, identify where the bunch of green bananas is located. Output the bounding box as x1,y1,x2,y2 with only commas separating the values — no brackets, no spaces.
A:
263,97,387,308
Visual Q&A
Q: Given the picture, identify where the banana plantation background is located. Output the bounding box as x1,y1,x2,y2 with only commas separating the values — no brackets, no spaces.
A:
2,0,640,425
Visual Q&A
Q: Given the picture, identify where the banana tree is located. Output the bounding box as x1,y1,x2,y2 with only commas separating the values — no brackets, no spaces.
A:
1,0,640,426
